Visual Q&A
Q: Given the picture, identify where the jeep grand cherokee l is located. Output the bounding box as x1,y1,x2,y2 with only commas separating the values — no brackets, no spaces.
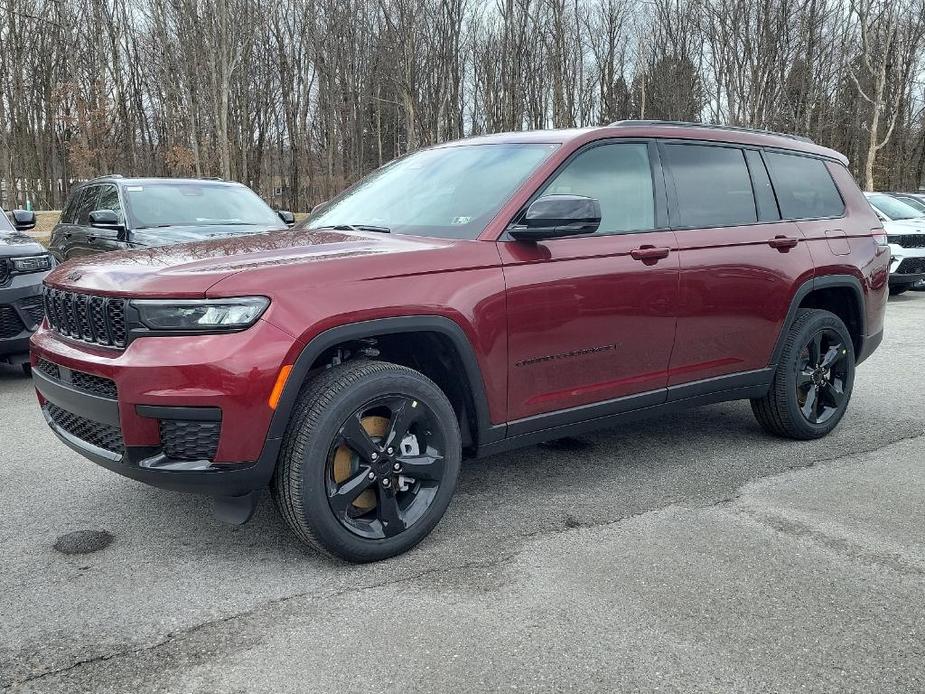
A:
31,121,888,562
48,176,294,262
1,207,52,373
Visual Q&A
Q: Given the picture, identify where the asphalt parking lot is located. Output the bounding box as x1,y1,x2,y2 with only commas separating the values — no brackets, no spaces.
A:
2,294,924,693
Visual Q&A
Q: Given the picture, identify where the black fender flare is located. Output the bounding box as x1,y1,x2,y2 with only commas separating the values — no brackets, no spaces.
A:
263,315,503,448
768,274,866,366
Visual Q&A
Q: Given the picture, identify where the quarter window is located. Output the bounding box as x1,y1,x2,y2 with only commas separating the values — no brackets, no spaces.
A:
664,144,757,228
763,152,844,219
541,143,655,234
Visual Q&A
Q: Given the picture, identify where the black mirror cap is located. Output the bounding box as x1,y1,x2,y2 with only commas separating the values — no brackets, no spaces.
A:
510,194,602,241
278,210,295,226
11,209,36,231
89,209,122,228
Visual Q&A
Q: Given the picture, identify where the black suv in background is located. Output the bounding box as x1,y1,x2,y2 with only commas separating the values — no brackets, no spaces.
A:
1,207,51,373
48,176,294,261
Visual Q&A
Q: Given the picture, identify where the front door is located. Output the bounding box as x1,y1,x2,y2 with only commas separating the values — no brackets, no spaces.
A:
499,141,680,423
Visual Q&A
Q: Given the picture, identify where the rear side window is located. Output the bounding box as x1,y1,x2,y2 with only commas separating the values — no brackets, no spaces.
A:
541,142,655,234
61,189,82,224
763,152,844,219
664,144,757,228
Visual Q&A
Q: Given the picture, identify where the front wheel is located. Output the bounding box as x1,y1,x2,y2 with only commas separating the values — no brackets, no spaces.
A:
751,309,855,440
272,360,461,562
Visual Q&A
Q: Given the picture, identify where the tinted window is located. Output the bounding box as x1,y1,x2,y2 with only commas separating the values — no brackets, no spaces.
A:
665,144,756,228
541,143,655,233
764,152,844,219
75,186,100,226
96,185,122,220
61,188,82,224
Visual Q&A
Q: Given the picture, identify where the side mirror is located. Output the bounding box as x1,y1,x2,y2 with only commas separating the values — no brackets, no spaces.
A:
277,210,295,226
89,209,124,232
11,209,36,232
509,195,601,241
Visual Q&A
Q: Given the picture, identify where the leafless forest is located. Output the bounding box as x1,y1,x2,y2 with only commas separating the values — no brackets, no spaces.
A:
1,0,923,210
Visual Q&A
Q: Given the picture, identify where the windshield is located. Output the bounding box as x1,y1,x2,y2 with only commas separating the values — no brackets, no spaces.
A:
307,143,558,239
868,193,925,221
895,195,925,213
124,183,280,229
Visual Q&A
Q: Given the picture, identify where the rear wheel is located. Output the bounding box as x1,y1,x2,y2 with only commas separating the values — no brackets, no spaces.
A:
272,360,461,562
751,309,855,440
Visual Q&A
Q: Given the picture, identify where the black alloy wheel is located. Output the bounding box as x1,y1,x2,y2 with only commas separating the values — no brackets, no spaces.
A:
795,329,850,425
273,360,461,563
326,395,447,540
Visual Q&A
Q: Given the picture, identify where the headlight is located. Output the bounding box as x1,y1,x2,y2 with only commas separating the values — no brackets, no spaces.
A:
11,254,52,273
132,297,270,331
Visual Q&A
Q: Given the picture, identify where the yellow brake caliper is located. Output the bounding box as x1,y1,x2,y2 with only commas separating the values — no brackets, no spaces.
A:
333,415,389,511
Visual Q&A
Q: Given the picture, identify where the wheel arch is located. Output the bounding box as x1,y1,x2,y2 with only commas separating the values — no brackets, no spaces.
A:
769,274,866,366
265,316,504,452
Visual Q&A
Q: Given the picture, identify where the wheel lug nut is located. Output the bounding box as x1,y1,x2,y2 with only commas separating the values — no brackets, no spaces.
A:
393,462,401,471
368,471,375,480
382,478,391,487
371,452,379,460
387,447,394,455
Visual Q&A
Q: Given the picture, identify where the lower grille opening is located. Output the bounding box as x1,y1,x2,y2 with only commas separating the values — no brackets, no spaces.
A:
70,371,118,399
897,257,925,275
160,419,221,461
0,305,25,338
46,403,124,454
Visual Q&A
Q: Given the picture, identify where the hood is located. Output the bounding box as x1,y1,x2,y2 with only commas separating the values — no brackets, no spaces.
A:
129,223,283,247
44,227,455,297
882,218,925,234
0,231,47,256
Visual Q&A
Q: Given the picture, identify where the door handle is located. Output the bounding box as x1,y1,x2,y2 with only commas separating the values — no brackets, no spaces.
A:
86,234,97,243
768,235,799,251
630,246,671,264
61,231,72,239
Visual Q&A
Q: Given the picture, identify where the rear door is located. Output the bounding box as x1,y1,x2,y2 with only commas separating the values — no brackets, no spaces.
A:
500,140,680,423
662,141,814,389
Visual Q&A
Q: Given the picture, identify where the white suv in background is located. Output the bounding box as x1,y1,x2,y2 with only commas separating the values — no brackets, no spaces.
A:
865,192,925,295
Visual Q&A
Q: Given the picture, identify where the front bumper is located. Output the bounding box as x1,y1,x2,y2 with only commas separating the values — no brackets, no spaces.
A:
0,277,46,361
30,319,300,497
888,245,925,287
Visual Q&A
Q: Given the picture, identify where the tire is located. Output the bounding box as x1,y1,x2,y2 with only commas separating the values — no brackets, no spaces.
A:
751,309,855,440
889,286,908,296
272,360,461,562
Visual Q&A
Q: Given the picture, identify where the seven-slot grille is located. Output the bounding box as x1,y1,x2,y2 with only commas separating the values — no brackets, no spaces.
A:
43,287,127,347
888,234,925,249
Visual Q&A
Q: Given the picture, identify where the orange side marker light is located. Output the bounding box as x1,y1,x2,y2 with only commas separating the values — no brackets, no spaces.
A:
268,364,293,410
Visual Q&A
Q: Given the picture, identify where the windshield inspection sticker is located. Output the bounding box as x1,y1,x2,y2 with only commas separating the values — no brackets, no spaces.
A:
452,216,471,225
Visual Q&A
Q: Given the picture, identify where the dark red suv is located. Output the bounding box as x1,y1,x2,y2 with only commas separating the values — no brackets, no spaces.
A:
31,121,889,562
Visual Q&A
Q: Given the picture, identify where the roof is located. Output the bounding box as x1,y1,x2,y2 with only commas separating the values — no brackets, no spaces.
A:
74,176,243,189
440,121,847,165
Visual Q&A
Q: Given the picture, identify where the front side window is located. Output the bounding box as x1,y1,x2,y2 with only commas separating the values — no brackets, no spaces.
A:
538,142,655,234
124,183,280,230
0,209,14,232
764,151,845,220
96,185,123,221
664,144,757,228
307,144,558,240
75,186,100,226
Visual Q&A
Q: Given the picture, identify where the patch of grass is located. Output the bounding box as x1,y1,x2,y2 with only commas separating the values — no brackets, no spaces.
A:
33,211,60,235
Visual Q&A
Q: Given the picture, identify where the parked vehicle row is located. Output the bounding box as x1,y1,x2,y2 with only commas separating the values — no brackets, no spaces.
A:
29,120,889,562
864,192,925,295
0,207,52,373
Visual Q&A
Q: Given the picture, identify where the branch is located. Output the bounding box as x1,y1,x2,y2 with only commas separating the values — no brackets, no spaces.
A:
847,66,873,103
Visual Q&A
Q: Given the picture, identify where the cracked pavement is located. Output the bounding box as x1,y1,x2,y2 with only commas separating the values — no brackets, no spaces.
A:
2,293,925,692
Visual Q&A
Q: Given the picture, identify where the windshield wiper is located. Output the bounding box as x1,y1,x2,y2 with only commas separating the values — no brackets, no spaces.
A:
315,224,391,234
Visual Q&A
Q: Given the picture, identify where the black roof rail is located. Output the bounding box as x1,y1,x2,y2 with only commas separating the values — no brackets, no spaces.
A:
608,120,815,144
